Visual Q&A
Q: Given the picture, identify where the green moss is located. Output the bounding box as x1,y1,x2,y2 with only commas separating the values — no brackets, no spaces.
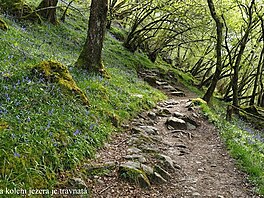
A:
192,98,207,106
120,166,150,188
0,121,9,130
32,60,89,106
0,18,8,30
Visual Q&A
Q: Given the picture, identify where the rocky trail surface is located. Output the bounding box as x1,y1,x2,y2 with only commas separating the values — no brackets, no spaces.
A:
78,71,260,198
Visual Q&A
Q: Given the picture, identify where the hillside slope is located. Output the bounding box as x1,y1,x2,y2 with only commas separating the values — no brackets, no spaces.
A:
0,13,167,190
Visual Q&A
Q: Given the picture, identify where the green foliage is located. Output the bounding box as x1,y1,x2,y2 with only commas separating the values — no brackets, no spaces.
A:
0,10,165,190
109,26,126,41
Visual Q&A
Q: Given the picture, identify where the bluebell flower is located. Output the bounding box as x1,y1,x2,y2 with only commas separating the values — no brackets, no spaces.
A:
73,129,81,136
26,117,31,122
48,108,54,115
89,124,95,130
14,152,20,158
45,121,51,130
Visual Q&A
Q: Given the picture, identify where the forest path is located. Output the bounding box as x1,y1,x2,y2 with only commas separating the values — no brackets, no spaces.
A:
84,76,259,198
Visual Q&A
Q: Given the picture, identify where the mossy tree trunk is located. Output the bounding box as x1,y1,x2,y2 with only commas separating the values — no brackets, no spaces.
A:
37,0,58,24
75,0,108,75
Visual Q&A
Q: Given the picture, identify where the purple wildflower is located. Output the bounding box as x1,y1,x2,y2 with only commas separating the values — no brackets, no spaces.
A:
73,129,81,136
14,152,20,158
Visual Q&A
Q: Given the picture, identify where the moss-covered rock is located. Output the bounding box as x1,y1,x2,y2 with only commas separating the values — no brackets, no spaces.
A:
0,121,9,130
32,60,89,106
119,161,151,188
192,98,207,106
0,18,8,30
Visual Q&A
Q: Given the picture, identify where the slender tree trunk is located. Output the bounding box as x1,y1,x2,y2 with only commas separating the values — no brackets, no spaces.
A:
202,0,223,103
250,14,264,106
232,0,255,112
76,0,108,75
37,0,58,24
250,48,263,105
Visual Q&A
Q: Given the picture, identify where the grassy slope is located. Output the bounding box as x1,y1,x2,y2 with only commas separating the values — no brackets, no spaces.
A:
0,12,166,190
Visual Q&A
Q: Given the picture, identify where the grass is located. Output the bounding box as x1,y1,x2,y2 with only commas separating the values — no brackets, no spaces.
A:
0,5,166,193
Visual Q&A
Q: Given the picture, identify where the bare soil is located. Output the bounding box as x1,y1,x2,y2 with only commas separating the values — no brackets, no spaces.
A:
85,84,260,198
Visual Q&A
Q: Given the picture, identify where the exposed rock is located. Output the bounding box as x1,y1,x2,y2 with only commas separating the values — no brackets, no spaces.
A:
182,116,199,127
163,85,176,91
175,144,187,149
173,112,199,128
119,161,151,188
127,147,142,154
156,154,175,171
147,112,157,120
131,127,144,134
171,130,185,134
165,99,179,106
157,108,172,116
68,177,88,189
173,112,185,118
83,162,116,176
192,192,201,196
152,172,167,184
139,125,159,135
127,137,140,146
154,165,171,180
171,91,185,97
124,154,147,163
166,117,187,130
165,105,175,108
187,122,197,130
141,164,154,176
156,80,168,86
140,146,160,153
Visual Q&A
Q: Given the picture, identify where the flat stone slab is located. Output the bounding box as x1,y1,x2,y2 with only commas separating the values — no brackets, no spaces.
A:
139,125,159,135
171,91,185,97
166,117,187,130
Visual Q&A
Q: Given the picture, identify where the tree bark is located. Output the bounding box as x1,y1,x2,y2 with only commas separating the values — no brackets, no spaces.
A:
37,0,58,24
75,0,108,75
232,0,255,112
202,0,223,103
250,13,264,105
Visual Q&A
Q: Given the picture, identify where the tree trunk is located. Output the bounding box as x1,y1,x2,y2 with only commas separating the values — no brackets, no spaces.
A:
250,14,264,105
232,0,255,113
37,0,58,24
75,0,108,75
202,0,223,103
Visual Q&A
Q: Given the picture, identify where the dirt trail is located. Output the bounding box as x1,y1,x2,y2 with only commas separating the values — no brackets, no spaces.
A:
84,80,259,198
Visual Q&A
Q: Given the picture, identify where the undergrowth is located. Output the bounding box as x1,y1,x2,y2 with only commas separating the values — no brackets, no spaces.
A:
0,4,165,192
